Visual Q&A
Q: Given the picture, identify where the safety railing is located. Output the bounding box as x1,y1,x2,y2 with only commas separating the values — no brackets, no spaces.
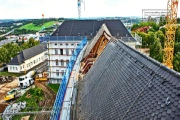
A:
121,37,136,42
39,36,87,43
50,37,87,120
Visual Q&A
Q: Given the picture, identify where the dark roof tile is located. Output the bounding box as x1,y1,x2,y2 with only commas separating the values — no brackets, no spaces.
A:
77,40,180,119
52,20,132,39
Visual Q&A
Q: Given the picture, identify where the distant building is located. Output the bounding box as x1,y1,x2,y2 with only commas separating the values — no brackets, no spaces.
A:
0,29,5,32
8,44,47,73
0,39,17,47
134,26,150,33
13,23,23,26
18,34,39,42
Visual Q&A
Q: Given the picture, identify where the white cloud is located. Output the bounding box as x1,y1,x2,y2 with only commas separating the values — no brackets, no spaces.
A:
0,0,179,19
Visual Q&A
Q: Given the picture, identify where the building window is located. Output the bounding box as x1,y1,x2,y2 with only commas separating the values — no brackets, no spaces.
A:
61,60,64,66
20,66,22,70
55,49,58,55
56,59,58,65
10,67,12,70
66,60,69,66
61,70,64,76
56,70,59,76
60,49,63,55
71,43,74,46
66,43,68,46
34,60,35,64
72,49,74,55
55,43,57,45
66,49,69,55
77,44,79,46
60,43,63,46
16,67,17,70
39,57,40,61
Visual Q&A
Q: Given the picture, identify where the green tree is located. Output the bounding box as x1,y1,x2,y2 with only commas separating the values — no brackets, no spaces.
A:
21,42,29,50
0,36,6,41
150,38,163,62
175,26,180,42
22,39,25,44
174,42,180,54
0,47,9,63
148,28,155,32
155,30,165,48
159,16,166,26
148,32,156,46
173,52,180,72
21,38,40,49
137,32,149,48
160,27,165,35
28,38,40,47
147,21,159,31
177,18,180,23
3,43,21,61
131,24,139,30
139,22,149,27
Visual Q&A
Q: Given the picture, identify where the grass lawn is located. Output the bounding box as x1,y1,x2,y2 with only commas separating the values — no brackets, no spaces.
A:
19,21,57,31
0,71,24,77
48,84,60,93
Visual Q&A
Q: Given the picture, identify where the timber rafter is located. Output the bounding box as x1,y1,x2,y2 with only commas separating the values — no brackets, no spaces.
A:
80,32,113,76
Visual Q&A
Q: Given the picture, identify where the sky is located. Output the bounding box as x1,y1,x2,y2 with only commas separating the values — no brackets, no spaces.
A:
0,0,179,19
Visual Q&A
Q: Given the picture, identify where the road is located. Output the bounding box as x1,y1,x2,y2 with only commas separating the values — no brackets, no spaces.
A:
0,29,14,37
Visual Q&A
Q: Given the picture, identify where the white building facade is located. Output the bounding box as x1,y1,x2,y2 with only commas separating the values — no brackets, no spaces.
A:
46,36,84,84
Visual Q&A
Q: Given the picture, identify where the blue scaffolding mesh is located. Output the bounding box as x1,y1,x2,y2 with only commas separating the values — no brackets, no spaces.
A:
50,37,87,120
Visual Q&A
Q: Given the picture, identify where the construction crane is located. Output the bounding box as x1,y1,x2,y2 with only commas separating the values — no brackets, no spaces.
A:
163,0,179,69
77,0,85,18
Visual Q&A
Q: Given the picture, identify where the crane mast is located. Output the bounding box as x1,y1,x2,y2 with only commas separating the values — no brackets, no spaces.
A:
77,0,85,18
163,0,179,69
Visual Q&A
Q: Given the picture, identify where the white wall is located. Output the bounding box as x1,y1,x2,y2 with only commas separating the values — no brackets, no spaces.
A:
48,40,81,84
22,51,47,72
8,65,20,73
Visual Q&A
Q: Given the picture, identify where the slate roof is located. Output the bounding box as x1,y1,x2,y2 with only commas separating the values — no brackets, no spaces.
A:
8,44,47,65
77,40,180,119
51,19,132,39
